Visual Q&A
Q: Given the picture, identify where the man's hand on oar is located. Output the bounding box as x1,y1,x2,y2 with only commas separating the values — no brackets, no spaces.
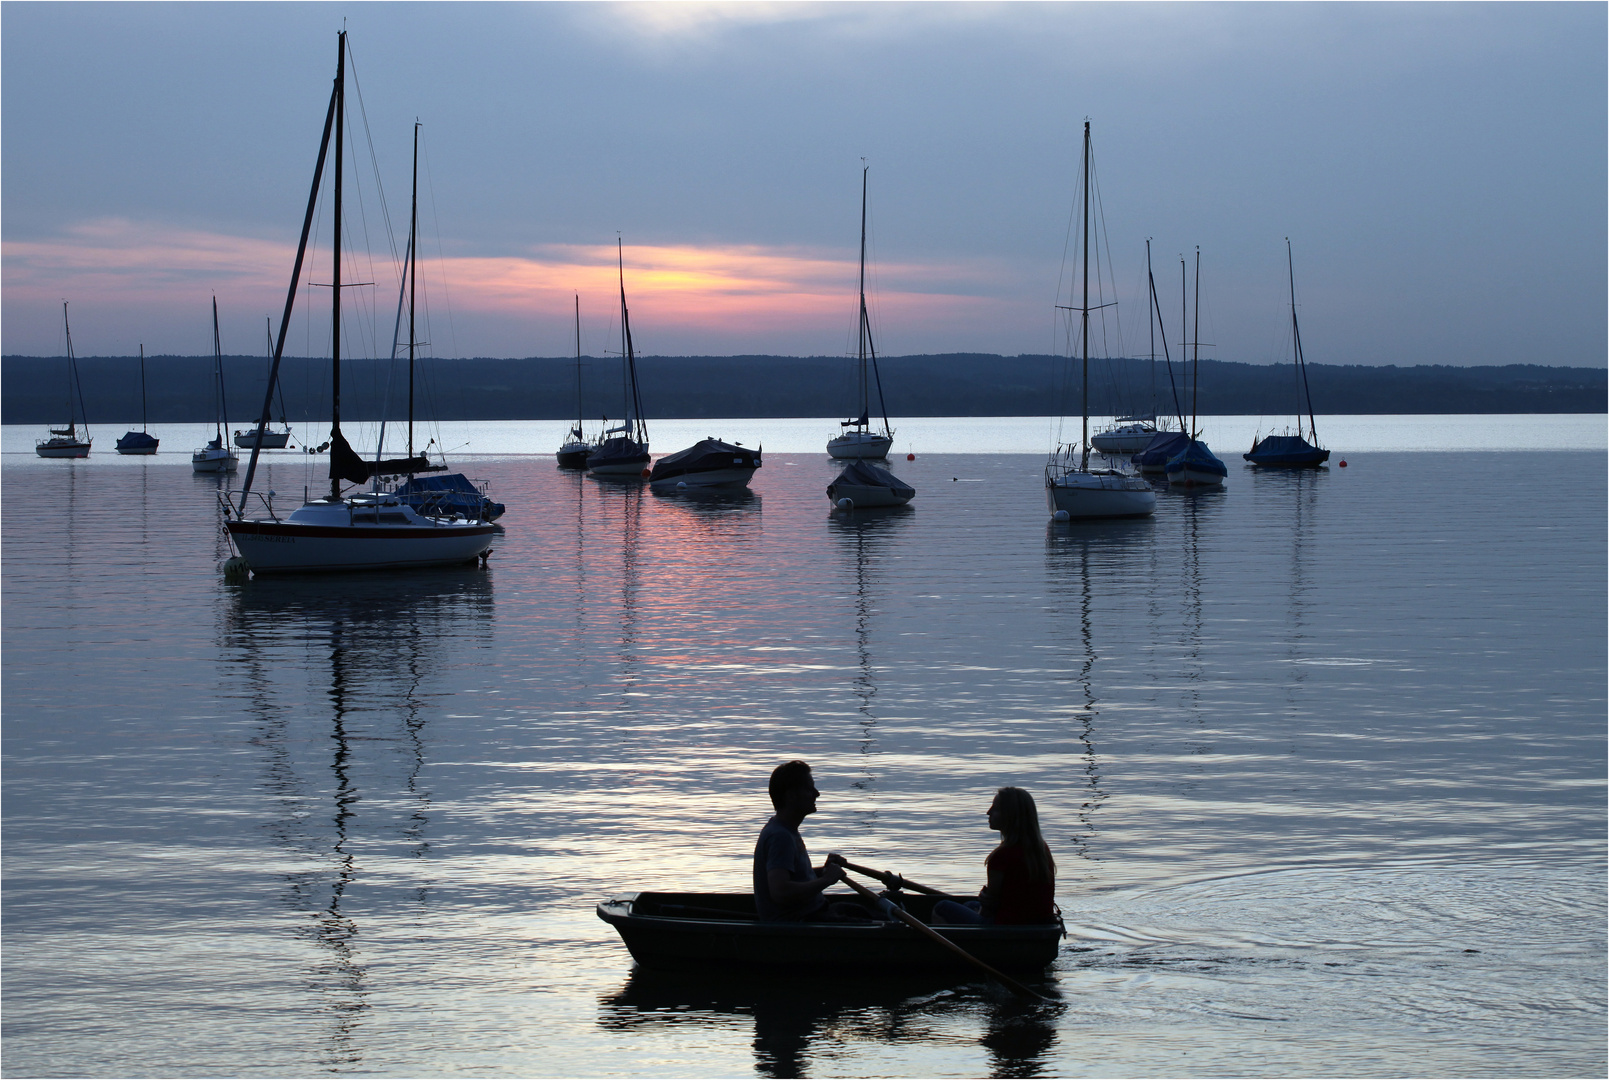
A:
831,856,968,902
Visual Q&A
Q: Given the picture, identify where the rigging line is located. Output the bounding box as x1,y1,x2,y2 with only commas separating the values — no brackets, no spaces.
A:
422,140,459,359
342,39,402,273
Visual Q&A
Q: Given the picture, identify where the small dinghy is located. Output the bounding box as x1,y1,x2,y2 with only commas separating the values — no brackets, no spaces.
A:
649,438,761,491
597,892,1061,975
827,460,914,510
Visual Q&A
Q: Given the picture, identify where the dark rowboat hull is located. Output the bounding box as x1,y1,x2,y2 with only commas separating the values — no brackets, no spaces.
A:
597,892,1062,975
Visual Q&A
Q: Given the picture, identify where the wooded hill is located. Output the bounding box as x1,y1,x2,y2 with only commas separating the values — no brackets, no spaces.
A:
3,352,1603,424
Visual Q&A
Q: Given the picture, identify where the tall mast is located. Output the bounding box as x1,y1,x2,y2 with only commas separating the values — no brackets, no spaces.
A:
617,240,645,444
1288,238,1320,445
329,29,345,498
139,344,148,432
212,296,228,441
408,120,419,463
1147,239,1155,423
1180,256,1187,436
236,32,340,510
62,302,72,434
1191,247,1201,439
858,162,869,428
574,294,583,429
1080,120,1090,472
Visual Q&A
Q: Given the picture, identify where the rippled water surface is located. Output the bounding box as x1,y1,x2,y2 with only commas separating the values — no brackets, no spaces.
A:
3,427,1604,1077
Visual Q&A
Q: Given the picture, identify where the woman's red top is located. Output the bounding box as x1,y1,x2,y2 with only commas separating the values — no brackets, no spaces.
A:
985,843,1056,924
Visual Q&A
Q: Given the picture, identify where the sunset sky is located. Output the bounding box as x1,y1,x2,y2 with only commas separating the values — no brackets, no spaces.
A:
3,2,1604,366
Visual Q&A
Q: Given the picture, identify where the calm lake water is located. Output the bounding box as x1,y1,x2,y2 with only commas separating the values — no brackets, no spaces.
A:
3,417,1605,1078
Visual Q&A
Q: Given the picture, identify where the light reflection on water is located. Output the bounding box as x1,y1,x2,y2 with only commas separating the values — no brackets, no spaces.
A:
2,448,1604,1077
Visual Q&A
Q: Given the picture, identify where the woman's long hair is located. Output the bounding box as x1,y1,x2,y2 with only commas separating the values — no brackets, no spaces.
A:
994,786,1055,883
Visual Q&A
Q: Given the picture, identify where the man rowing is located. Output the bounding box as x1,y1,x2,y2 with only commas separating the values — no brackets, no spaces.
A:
753,760,887,922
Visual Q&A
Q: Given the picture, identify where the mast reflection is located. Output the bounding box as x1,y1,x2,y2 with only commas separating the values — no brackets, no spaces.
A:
223,567,493,1066
1043,518,1152,858
828,508,908,805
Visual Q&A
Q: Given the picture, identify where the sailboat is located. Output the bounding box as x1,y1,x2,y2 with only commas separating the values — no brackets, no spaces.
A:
1044,122,1156,521
234,319,293,449
586,242,651,477
1245,240,1330,468
1131,239,1190,475
1164,249,1228,489
1091,265,1172,455
826,165,895,460
556,295,595,468
115,344,160,454
384,120,502,523
222,31,496,575
36,302,92,458
192,298,240,473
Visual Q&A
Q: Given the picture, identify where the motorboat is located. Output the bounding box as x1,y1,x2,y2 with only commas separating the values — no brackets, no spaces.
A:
828,459,915,509
116,344,160,455
826,165,896,460
597,892,1061,976
223,32,496,577
37,302,92,458
649,438,761,491
1040,121,1156,522
1246,240,1331,468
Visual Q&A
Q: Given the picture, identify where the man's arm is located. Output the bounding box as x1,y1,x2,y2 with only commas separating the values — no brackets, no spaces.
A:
767,861,844,910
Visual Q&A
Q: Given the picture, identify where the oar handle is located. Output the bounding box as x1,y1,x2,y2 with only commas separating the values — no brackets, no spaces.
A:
838,859,966,902
838,875,1047,1002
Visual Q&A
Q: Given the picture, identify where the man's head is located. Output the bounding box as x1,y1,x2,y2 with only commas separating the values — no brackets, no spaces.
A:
769,759,818,816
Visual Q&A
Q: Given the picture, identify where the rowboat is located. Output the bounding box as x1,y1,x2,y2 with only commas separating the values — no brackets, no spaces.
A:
596,892,1063,974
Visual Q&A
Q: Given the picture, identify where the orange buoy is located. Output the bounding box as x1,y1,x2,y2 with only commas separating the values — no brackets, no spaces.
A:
1339,459,1348,468
906,452,915,461
640,467,651,479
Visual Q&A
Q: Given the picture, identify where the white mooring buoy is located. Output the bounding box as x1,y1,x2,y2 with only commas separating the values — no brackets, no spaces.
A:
837,498,854,511
1053,509,1070,522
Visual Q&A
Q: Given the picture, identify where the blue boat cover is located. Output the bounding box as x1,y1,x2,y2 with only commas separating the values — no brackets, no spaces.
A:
1166,439,1228,476
1245,435,1329,465
392,472,505,520
1131,431,1190,468
116,431,159,449
830,460,915,498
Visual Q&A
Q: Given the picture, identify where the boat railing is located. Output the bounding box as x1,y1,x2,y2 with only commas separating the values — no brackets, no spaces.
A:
220,489,281,522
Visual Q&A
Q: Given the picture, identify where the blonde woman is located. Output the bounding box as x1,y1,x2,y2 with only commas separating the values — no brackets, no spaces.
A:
931,787,1056,925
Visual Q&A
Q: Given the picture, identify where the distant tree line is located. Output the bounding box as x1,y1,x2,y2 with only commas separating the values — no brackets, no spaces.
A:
2,352,1603,424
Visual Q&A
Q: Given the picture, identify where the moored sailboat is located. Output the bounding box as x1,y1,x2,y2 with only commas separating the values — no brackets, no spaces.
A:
827,165,895,460
192,298,240,474
234,320,293,449
587,243,652,477
115,344,160,455
36,302,92,458
1246,240,1330,468
556,296,596,468
222,31,496,575
1044,122,1155,521
1165,249,1227,489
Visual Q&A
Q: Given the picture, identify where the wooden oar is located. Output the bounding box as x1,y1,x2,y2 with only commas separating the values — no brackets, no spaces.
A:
839,859,966,902
837,874,1048,1002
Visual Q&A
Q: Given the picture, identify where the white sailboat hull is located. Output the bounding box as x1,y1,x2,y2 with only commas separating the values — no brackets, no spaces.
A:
193,448,239,473
827,482,912,508
1045,472,1157,519
827,431,893,459
1166,466,1226,488
1090,424,1161,455
234,429,291,449
226,500,495,574
36,438,91,458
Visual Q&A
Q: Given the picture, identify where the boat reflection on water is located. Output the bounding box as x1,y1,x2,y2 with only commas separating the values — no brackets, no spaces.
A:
222,567,494,1068
1044,517,1153,859
827,506,910,815
600,968,1064,1079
